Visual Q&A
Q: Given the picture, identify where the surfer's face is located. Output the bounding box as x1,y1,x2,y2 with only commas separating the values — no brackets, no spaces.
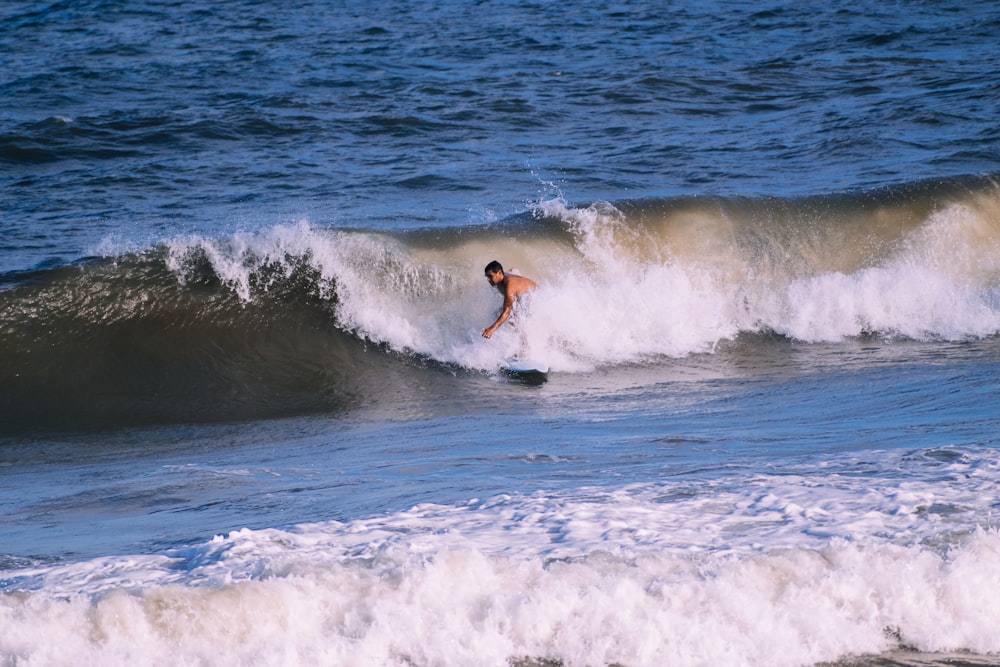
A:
485,270,502,286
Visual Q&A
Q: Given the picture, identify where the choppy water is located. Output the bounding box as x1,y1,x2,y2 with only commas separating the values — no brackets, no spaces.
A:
3,1,1000,666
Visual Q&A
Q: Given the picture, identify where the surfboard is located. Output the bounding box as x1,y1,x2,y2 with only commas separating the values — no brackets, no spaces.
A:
501,357,549,381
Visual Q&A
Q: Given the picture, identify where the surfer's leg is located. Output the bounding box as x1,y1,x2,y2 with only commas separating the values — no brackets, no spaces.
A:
511,312,532,358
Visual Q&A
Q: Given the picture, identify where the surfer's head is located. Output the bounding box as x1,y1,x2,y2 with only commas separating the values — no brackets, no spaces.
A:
484,260,504,285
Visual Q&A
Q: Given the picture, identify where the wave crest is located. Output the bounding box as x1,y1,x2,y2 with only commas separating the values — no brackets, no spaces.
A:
4,175,1000,430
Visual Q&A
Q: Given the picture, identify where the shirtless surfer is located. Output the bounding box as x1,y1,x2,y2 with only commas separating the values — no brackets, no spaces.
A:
482,260,538,339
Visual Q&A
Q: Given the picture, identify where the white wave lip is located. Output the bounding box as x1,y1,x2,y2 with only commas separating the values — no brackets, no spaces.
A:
4,448,1000,667
158,186,1000,372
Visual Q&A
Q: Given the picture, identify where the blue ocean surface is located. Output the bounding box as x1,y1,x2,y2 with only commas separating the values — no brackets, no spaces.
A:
3,1,1000,665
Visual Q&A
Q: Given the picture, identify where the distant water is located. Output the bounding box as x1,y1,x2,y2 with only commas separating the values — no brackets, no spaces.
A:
3,1,1000,666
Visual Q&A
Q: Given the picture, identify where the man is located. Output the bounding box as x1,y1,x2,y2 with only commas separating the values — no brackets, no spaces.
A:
482,260,538,339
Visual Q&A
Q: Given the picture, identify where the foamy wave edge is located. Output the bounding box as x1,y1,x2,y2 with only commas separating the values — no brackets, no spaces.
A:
5,446,1000,667
3,534,1000,667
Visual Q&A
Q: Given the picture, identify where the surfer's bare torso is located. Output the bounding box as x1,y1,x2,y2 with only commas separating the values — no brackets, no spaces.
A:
482,266,538,339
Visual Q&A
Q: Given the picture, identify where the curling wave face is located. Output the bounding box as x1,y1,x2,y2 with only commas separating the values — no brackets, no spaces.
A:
3,174,1000,431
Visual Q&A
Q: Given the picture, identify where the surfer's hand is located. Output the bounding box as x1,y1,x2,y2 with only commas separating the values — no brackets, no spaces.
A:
482,328,493,339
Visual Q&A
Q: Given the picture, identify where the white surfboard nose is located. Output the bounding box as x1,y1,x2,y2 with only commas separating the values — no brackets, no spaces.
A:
503,357,549,374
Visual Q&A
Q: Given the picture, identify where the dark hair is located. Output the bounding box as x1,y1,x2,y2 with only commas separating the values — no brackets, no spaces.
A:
484,260,503,274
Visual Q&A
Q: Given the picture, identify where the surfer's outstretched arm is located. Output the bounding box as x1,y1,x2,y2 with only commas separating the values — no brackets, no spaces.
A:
481,261,538,339
482,292,516,339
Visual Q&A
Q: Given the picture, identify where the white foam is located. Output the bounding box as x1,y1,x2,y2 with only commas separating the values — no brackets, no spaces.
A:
5,535,1000,666
532,198,1000,353
773,203,1000,342
5,448,1000,666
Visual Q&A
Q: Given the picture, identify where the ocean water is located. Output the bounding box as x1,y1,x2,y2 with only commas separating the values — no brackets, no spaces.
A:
3,1,1000,665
